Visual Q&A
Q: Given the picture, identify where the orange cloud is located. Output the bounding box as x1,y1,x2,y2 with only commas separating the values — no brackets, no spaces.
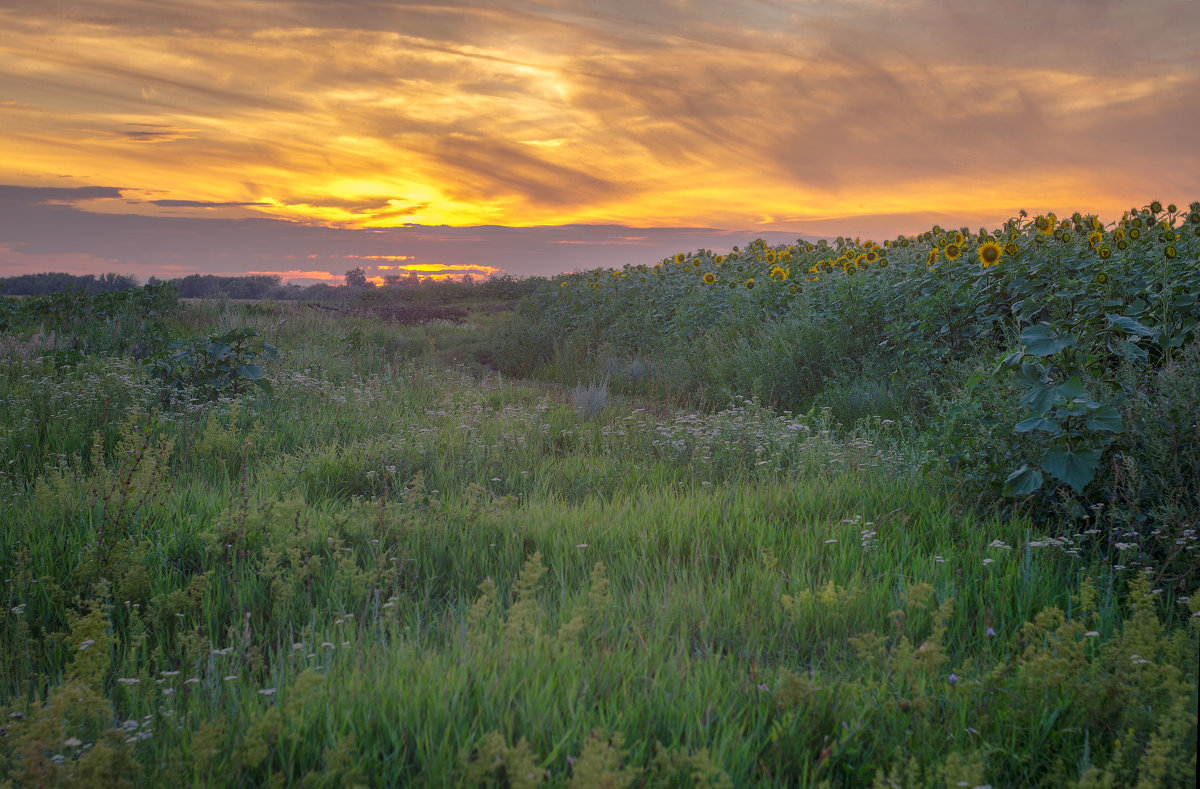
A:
246,269,340,281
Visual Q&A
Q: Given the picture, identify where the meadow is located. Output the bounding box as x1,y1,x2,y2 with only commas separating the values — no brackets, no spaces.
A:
1,202,1198,787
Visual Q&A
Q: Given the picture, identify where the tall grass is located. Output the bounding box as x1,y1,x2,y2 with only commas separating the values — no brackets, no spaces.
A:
1,288,1196,786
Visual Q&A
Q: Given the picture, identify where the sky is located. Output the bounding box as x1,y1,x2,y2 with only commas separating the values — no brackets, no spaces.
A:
2,0,1198,284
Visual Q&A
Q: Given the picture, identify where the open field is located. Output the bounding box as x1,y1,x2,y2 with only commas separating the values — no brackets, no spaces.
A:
2,204,1199,786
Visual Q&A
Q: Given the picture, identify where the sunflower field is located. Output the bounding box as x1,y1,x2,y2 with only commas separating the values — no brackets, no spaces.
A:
502,202,1200,540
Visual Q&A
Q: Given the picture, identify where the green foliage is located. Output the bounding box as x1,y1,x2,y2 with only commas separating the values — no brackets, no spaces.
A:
148,326,278,400
0,281,178,358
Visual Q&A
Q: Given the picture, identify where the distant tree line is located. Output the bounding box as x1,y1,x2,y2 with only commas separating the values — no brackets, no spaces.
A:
0,272,138,295
2,270,553,303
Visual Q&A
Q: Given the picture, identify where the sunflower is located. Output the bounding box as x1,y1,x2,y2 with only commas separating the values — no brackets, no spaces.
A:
1150,200,1163,214
788,284,798,294
978,240,1002,267
1113,228,1125,242
765,249,777,265
1189,211,1200,225
1165,245,1178,259
864,250,879,263
1168,203,1177,213
1088,231,1103,248
952,231,965,245
1117,239,1129,250
769,266,790,282
1034,216,1052,234
715,255,726,265
1130,228,1141,240
1098,246,1112,259
1003,241,1020,256
1163,230,1179,242
1097,273,1108,283
674,252,686,264
744,278,756,289
854,254,867,268
944,243,962,261
703,272,716,284
1059,231,1073,243
927,248,940,266
878,258,888,268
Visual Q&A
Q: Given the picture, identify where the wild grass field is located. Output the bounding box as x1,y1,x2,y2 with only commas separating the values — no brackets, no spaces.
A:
1,203,1198,787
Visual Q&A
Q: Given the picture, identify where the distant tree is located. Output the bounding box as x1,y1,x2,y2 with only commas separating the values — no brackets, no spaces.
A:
344,267,367,288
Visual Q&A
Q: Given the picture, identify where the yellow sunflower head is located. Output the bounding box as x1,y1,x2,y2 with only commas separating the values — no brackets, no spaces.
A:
1003,241,1020,256
978,241,1002,267
865,250,879,263
1098,246,1112,259
674,252,686,264
927,248,940,266
744,278,755,289
765,249,777,265
1034,215,1052,234
944,243,962,261
703,272,716,284
1088,231,1103,248
1165,245,1178,259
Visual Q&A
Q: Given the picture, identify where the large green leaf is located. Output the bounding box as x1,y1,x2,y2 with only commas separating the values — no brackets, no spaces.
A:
1004,464,1043,496
1014,417,1063,435
1086,404,1124,433
1021,324,1076,357
1019,383,1057,413
1041,447,1102,493
1105,313,1156,337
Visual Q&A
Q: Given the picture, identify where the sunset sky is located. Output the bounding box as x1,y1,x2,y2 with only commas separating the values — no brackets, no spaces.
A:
2,0,1198,283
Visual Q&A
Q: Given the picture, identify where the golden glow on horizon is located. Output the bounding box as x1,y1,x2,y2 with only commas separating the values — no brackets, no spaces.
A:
0,1,1195,240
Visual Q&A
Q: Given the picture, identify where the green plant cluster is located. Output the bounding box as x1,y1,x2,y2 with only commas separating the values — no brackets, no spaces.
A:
148,327,278,401
0,282,179,361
